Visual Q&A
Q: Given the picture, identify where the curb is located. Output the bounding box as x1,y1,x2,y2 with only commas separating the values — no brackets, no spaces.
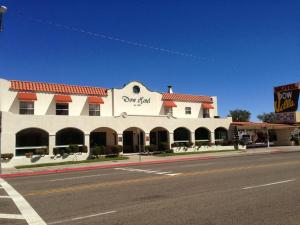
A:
0,156,215,178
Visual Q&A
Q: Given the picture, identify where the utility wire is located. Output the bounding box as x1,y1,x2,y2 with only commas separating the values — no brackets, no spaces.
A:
12,11,212,62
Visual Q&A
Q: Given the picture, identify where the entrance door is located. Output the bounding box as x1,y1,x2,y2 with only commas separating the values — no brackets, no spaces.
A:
123,131,134,153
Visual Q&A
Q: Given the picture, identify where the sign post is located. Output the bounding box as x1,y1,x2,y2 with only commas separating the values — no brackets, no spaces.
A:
0,5,7,32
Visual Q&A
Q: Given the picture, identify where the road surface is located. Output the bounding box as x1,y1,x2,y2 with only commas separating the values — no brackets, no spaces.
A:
0,151,299,225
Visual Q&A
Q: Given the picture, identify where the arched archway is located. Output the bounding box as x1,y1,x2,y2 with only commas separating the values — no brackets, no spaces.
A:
150,127,170,150
16,128,49,156
90,127,117,148
56,128,84,146
123,127,145,153
214,127,228,142
195,127,210,142
174,127,191,143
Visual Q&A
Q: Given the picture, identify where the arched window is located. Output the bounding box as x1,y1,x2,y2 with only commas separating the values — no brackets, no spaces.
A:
174,127,191,142
214,127,228,141
195,127,210,141
56,128,84,146
16,128,49,156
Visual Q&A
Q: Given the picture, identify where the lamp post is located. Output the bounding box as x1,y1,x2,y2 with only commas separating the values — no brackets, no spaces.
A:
0,5,7,32
0,6,7,174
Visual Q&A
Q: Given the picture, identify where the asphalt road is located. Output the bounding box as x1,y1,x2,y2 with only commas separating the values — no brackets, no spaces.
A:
1,152,300,225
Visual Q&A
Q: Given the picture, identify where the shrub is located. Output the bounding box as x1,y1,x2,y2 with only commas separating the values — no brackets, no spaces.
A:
291,136,300,145
165,149,174,154
153,150,164,155
186,142,194,148
35,148,48,155
79,145,88,153
25,152,33,158
92,146,105,156
1,153,14,160
171,142,179,148
145,145,158,152
158,142,169,151
69,145,79,154
111,145,122,156
53,147,60,156
195,142,202,147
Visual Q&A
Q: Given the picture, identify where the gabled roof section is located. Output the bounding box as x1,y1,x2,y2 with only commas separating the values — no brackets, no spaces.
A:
10,80,108,96
162,93,213,103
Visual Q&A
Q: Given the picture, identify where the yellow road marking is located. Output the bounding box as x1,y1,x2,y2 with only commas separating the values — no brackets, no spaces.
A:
24,160,300,197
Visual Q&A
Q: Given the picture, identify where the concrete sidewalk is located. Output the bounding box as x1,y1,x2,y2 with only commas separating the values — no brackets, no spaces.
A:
1,146,300,177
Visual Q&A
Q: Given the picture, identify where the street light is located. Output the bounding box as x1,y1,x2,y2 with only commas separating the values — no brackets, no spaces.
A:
0,5,8,32
0,6,7,173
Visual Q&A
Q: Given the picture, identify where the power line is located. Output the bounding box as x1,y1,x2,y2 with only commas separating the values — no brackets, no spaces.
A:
12,11,213,62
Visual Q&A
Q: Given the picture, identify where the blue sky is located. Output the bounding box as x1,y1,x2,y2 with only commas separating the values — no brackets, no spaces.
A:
0,0,299,120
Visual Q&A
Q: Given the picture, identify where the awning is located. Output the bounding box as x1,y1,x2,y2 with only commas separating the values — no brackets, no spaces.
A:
88,96,104,104
163,100,177,108
17,92,37,101
202,103,214,109
54,95,72,103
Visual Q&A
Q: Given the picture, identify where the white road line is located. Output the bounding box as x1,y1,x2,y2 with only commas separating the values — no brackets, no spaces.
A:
0,195,11,199
156,171,173,175
179,163,214,168
48,210,116,225
114,167,179,176
0,213,25,220
0,186,4,189
0,178,47,225
165,173,182,176
242,179,296,190
49,173,119,182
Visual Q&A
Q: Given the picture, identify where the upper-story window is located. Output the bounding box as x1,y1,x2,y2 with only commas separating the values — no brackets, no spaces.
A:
203,109,210,118
19,101,34,115
56,103,69,115
89,104,100,116
164,107,173,115
185,107,191,115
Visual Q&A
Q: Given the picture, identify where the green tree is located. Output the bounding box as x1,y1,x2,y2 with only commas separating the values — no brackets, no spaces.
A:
257,112,276,123
228,109,251,122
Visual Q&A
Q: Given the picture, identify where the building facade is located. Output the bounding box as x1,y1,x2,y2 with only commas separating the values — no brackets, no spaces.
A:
0,78,232,166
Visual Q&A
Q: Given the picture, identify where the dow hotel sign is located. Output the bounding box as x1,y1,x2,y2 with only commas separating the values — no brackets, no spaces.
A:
274,83,300,123
122,96,151,106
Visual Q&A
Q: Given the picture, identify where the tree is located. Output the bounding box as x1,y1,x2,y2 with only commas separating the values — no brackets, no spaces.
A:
228,109,251,122
257,112,276,123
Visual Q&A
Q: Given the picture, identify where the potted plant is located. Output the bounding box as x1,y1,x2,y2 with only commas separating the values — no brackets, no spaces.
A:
25,152,33,158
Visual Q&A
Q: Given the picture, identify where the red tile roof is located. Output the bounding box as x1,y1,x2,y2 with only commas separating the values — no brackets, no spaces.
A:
231,122,297,129
162,93,213,103
10,80,107,96
163,100,177,108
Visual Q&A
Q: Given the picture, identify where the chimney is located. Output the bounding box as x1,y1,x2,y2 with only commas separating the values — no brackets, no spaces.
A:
167,85,173,93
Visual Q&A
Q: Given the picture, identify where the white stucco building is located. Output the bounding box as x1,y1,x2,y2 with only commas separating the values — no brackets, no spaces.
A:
0,78,233,166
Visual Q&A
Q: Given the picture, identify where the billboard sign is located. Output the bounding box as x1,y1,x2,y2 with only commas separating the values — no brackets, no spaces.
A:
274,83,300,113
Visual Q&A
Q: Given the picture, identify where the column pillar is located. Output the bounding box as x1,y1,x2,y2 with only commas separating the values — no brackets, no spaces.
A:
210,132,215,144
49,134,55,155
145,133,150,146
169,132,174,149
191,132,195,144
84,134,90,155
117,133,123,154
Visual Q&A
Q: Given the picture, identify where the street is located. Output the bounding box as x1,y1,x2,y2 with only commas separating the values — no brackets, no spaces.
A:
1,152,300,225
